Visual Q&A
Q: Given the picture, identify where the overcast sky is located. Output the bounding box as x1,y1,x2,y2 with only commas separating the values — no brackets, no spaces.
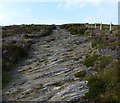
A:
0,0,119,26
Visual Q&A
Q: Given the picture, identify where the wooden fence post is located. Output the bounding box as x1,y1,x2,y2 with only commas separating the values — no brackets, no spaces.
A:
100,22,102,30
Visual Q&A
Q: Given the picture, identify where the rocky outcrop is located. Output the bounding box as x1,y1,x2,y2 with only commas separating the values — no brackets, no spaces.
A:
3,27,92,101
96,47,120,60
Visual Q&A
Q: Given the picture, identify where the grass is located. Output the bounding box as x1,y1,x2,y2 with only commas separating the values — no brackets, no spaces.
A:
83,55,119,102
2,44,29,87
2,60,15,71
74,71,87,78
2,44,28,62
94,55,113,69
92,41,118,50
2,71,11,87
67,27,87,35
83,54,99,67
2,44,28,88
60,24,88,37
48,81,64,87
2,25,56,38
84,69,119,102
92,41,108,49
84,75,106,101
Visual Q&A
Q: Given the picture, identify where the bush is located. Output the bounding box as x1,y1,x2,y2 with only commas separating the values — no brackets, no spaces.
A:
92,41,108,49
2,44,28,62
2,24,56,38
2,71,11,87
67,27,87,35
2,59,15,71
2,44,28,87
94,55,113,70
84,69,119,102
85,75,106,101
83,55,99,67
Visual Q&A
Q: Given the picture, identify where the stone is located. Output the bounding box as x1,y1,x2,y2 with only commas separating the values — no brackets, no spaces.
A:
13,80,27,86
3,26,92,101
4,88,23,94
49,81,88,101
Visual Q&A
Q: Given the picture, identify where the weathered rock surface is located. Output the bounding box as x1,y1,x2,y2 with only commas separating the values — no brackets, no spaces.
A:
3,27,92,101
96,48,120,59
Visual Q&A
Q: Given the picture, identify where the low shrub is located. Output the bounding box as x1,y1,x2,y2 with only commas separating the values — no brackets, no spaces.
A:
84,75,106,101
2,44,28,87
2,44,28,62
2,59,15,71
94,55,113,70
2,24,56,38
92,41,108,49
84,69,119,102
2,71,11,87
83,55,99,67
67,27,87,35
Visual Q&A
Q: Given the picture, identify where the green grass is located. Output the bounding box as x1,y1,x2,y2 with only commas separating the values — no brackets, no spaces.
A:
92,41,118,50
94,55,113,69
83,54,99,67
85,75,106,101
84,69,119,102
67,27,87,35
92,41,108,49
84,58,119,102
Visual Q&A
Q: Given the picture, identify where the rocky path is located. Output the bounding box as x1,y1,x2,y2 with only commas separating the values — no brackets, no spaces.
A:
3,27,93,101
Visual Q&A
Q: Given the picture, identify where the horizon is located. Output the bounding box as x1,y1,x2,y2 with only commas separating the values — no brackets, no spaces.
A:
1,22,119,26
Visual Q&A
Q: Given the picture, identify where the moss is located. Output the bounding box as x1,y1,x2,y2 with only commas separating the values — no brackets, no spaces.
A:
74,71,87,78
48,81,64,87
78,77,89,81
